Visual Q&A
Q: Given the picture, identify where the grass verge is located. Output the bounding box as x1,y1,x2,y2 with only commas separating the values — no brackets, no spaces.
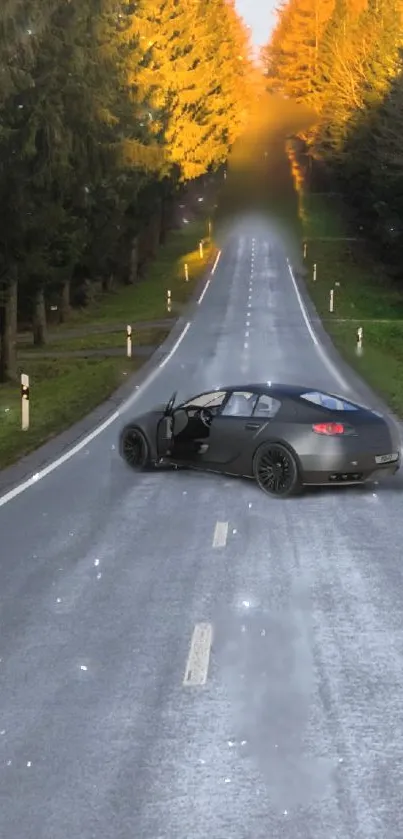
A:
0,357,140,470
67,220,214,326
20,219,214,337
300,190,403,416
1,217,215,471
19,326,171,354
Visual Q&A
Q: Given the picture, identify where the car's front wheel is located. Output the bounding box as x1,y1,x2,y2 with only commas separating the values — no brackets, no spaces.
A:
119,425,150,470
253,442,301,498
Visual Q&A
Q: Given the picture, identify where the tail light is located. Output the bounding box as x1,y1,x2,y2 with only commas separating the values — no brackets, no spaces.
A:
312,422,345,435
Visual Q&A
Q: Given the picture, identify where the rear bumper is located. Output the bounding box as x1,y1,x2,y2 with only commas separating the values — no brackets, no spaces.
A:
300,453,400,486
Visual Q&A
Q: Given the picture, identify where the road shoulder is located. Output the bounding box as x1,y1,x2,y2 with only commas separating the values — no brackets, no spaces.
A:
0,265,212,496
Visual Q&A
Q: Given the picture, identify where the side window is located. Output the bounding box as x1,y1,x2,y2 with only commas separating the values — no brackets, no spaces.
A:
253,394,281,418
183,391,227,408
300,391,359,411
221,391,257,417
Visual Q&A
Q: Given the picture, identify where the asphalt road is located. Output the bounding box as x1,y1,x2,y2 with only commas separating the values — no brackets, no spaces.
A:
1,218,403,839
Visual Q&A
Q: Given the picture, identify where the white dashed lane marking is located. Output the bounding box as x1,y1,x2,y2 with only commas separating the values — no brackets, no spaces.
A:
212,520,228,547
183,623,213,686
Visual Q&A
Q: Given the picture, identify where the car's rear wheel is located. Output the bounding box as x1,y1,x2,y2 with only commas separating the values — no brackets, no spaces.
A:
253,442,300,498
120,425,150,469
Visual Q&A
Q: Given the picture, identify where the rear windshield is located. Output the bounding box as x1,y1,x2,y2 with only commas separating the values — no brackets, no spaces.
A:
301,391,359,411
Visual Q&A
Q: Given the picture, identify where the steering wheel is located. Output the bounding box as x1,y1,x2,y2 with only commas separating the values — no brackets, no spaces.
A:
199,407,213,427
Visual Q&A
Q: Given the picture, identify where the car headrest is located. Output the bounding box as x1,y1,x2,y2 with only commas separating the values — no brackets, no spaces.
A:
226,394,251,415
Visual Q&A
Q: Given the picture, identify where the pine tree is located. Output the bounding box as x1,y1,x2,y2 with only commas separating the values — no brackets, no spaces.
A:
313,0,403,163
262,0,335,102
1,0,255,378
0,1,60,377
125,0,253,180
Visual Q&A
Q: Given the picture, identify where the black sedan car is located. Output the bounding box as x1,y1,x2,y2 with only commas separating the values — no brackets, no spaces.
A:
119,383,401,498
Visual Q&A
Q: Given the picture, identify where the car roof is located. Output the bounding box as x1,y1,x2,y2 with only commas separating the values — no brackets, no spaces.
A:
191,383,367,408
217,383,322,398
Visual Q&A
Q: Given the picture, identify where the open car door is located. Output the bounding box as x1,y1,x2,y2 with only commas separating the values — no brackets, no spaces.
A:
156,391,177,458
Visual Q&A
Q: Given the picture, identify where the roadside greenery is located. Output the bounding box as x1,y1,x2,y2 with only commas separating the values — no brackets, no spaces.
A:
0,216,215,469
297,187,403,416
0,357,138,469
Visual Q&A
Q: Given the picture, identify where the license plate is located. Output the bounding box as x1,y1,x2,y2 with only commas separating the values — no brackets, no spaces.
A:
375,453,399,464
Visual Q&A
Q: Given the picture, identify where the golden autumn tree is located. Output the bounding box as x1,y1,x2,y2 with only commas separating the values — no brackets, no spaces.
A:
261,0,335,102
261,0,403,274
124,0,254,180
312,0,403,161
203,0,254,148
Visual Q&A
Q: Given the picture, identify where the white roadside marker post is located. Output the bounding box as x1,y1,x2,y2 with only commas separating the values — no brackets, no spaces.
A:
329,289,334,312
303,242,307,259
313,262,317,282
21,373,30,431
199,241,204,259
126,325,132,358
356,326,363,356
184,263,189,282
167,289,171,312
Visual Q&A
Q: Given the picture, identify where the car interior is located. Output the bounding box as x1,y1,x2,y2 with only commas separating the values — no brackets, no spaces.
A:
165,390,280,460
169,391,227,457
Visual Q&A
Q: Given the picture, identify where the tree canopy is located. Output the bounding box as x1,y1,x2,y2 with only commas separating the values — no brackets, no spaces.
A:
261,0,403,273
0,0,254,379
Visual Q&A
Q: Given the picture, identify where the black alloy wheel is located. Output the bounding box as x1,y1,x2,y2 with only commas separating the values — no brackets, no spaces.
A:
253,442,300,498
120,426,150,469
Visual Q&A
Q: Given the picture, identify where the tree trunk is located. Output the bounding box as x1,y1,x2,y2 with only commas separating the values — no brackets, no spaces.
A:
32,286,47,346
159,197,171,244
128,236,139,284
138,226,150,274
102,274,114,292
0,275,18,382
152,198,162,252
59,279,71,323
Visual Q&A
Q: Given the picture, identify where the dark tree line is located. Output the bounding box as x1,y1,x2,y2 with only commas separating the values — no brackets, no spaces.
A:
0,0,254,380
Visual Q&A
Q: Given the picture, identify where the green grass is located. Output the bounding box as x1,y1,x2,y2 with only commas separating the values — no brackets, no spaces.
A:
301,192,403,414
327,322,403,416
19,326,170,354
302,192,347,239
0,357,141,469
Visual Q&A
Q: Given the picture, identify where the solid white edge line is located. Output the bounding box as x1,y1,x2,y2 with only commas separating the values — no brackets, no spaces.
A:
198,278,211,305
0,248,224,507
197,249,221,305
211,250,221,275
0,320,192,508
183,622,213,686
286,259,349,392
286,259,317,345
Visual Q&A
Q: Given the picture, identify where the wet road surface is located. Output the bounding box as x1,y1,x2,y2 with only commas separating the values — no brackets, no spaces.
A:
1,218,403,838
